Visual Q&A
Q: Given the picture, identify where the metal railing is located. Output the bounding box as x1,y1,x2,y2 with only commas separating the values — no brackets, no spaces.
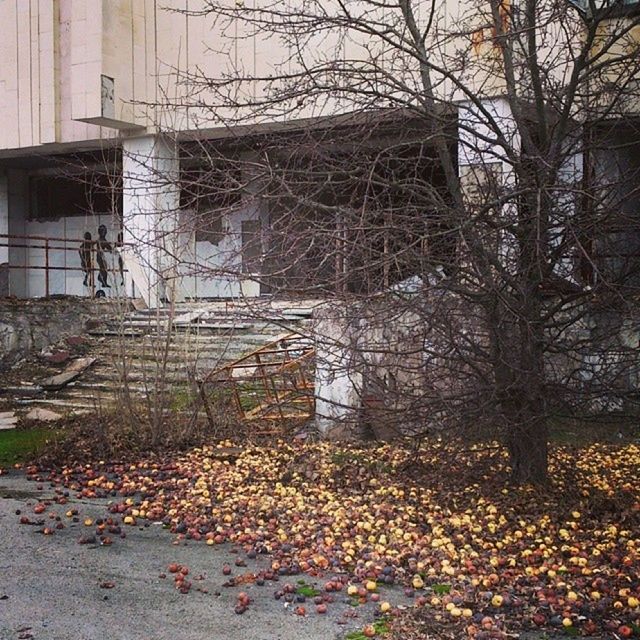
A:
0,232,130,298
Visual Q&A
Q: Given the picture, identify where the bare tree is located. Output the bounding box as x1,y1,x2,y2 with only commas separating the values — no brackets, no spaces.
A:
139,0,640,482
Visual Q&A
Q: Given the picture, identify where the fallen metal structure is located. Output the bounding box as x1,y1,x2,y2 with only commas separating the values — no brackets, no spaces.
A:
198,333,315,432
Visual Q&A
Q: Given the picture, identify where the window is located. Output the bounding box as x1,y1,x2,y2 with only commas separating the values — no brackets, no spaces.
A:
30,173,122,219
180,165,241,245
194,206,225,245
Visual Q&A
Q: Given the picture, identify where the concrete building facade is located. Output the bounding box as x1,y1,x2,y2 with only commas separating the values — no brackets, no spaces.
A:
0,0,638,307
0,0,274,305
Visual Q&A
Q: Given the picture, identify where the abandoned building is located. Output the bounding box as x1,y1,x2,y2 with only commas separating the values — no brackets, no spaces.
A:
1,1,639,303
1,0,640,434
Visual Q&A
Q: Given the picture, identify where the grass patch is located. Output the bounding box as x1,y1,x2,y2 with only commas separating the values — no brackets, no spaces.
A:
345,619,390,639
331,450,367,465
295,580,320,598
0,428,62,466
432,583,452,595
330,448,394,474
169,385,197,412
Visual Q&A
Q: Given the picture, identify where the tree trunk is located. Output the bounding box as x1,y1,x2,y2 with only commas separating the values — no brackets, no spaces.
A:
504,396,549,484
490,300,549,484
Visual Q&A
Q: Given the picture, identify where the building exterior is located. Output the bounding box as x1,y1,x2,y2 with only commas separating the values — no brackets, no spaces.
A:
0,0,277,305
0,0,639,307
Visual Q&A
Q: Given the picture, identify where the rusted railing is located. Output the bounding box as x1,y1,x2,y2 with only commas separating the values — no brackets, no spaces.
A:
0,232,129,297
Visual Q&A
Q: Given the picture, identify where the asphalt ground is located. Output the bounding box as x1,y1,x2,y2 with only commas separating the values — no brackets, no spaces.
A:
0,471,599,640
0,470,381,640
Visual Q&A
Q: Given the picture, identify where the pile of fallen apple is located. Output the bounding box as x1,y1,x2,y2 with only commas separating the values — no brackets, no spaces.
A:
23,439,640,637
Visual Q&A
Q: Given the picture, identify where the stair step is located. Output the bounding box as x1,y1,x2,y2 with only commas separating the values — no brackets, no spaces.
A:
88,329,147,337
68,382,150,393
87,348,255,363
5,300,317,413
81,371,196,384
15,398,100,410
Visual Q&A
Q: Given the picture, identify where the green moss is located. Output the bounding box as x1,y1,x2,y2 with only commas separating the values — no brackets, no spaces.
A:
432,583,452,595
295,582,320,598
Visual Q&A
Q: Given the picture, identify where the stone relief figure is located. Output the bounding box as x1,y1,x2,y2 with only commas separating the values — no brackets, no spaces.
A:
116,230,125,286
95,224,113,288
79,232,93,287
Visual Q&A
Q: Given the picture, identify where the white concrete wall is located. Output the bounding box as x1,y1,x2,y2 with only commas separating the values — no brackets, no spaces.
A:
186,201,264,299
314,303,363,436
0,0,111,152
0,0,462,151
0,0,57,150
0,0,630,155
23,214,119,298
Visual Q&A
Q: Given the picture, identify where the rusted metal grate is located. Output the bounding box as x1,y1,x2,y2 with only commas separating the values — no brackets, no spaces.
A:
198,333,315,432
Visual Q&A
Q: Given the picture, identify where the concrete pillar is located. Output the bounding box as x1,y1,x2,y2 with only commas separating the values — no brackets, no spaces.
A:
457,98,582,281
457,98,520,272
0,174,8,296
314,303,363,437
7,170,28,298
122,135,183,308
556,142,583,281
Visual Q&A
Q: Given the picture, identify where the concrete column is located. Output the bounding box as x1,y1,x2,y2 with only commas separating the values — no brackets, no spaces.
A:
7,170,28,298
458,98,520,272
0,174,8,296
556,142,583,281
122,135,183,308
457,98,582,281
314,303,363,437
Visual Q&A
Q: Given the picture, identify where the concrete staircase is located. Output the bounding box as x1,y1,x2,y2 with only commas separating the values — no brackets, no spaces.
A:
7,300,319,416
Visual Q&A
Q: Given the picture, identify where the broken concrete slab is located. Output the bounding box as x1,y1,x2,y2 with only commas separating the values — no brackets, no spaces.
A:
39,357,96,391
131,297,148,311
24,407,64,422
0,411,18,430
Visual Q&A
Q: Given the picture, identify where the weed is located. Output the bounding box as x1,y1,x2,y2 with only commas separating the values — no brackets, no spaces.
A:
432,583,451,595
344,618,390,639
295,581,320,598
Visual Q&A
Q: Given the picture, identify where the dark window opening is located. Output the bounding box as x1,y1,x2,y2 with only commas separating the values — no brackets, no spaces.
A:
179,166,242,212
180,165,242,246
30,173,122,220
195,212,225,245
263,141,456,294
